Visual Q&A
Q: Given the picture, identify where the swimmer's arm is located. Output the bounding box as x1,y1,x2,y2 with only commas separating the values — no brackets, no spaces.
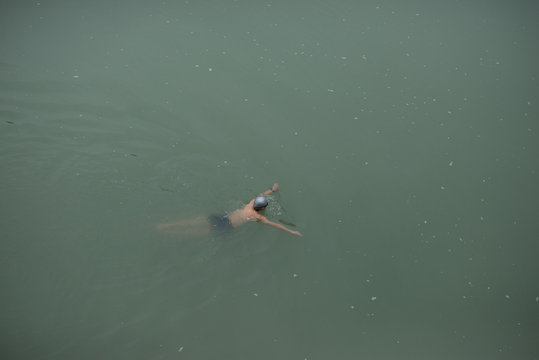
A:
260,217,302,237
260,183,279,196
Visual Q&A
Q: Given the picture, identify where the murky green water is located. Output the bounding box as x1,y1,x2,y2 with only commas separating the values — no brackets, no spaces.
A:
1,1,538,359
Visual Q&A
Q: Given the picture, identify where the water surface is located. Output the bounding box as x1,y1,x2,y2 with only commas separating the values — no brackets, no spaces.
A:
1,1,538,359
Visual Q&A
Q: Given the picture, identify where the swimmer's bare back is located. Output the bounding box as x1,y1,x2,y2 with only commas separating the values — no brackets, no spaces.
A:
228,183,302,236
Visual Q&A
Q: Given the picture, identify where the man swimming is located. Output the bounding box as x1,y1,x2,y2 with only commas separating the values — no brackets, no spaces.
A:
156,183,303,237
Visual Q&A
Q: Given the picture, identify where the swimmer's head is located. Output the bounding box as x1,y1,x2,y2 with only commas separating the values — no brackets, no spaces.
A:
253,196,268,211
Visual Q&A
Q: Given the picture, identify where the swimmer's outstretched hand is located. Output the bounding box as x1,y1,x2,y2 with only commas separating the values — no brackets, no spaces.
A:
261,183,280,197
291,230,303,237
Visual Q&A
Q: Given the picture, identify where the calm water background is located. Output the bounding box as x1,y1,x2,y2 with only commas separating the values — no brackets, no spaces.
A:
1,0,538,359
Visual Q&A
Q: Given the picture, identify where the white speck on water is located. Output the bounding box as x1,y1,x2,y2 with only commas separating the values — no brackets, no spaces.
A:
253,293,258,297
293,273,298,278
178,346,183,353
208,67,212,71
449,161,454,167
371,296,377,301
535,297,538,302
441,186,446,190
362,54,367,60
350,305,355,309
328,89,335,93
194,64,199,68
505,294,510,299
294,131,298,136
73,75,79,79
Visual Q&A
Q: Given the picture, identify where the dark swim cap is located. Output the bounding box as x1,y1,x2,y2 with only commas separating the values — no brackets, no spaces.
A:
253,196,268,211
